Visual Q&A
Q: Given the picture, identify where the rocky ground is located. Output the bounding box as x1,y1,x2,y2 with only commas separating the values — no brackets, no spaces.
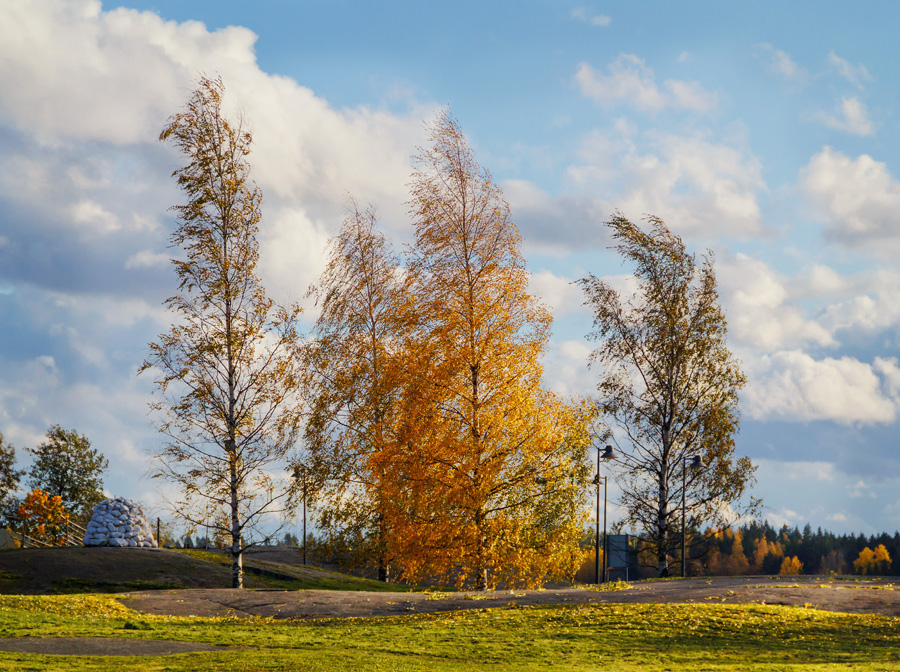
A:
120,575,900,619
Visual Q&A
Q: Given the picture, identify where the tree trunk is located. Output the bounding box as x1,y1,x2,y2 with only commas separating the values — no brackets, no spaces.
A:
377,510,390,582
230,456,243,589
474,509,488,590
657,466,670,577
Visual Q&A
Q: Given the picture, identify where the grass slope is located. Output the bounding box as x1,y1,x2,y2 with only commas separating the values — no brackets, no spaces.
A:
174,548,411,592
0,547,407,594
0,594,898,670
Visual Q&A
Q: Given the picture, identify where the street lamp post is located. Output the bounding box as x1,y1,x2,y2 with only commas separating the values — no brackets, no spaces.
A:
681,454,707,578
293,465,309,565
302,472,308,566
595,444,619,584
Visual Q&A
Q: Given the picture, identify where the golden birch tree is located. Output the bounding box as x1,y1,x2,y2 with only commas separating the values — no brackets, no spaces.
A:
396,112,593,589
578,214,759,577
302,202,403,581
143,77,302,589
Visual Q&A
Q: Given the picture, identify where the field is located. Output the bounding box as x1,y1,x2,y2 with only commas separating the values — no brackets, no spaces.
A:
1,594,899,670
0,548,898,670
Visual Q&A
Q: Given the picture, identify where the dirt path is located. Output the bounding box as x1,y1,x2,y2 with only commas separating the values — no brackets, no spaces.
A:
120,576,900,620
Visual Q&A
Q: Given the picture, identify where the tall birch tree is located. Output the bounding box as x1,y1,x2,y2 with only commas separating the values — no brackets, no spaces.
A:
578,214,758,577
302,202,403,581
143,77,302,588
399,112,592,589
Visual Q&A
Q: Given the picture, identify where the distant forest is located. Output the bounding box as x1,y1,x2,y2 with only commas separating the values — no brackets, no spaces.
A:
653,521,900,578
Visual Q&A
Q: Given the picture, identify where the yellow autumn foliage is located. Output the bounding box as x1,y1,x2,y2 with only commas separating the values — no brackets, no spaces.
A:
853,544,891,575
779,555,803,575
305,114,594,590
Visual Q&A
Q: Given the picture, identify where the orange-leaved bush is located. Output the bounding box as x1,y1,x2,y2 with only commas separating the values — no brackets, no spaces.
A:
15,488,70,546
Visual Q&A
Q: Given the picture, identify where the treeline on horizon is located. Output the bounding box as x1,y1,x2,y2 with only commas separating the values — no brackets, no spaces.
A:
670,520,900,578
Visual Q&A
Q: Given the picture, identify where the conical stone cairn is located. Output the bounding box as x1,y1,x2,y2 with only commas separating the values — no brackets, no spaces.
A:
83,497,158,548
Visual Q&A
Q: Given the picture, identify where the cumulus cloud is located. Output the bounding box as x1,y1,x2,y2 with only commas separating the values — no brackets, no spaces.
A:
505,123,766,247
528,270,588,319
756,43,808,85
819,97,874,136
718,255,836,350
0,0,434,305
504,179,611,253
800,147,900,252
541,339,594,397
743,350,900,425
0,0,255,145
570,7,611,27
826,51,872,89
574,55,717,113
571,129,765,238
815,274,900,338
0,0,434,509
848,479,876,499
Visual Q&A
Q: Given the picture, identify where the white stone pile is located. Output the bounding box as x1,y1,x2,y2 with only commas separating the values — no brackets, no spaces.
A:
83,497,158,548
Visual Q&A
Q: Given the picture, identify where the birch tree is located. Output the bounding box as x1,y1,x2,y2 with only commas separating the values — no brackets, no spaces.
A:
398,112,592,589
143,77,302,588
302,202,403,581
578,214,758,577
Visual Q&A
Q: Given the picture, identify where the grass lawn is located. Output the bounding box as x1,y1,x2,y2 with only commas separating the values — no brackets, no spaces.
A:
172,548,412,592
0,593,898,670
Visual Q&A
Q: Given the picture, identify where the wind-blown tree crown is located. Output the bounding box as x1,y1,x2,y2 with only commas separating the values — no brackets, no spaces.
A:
579,214,758,577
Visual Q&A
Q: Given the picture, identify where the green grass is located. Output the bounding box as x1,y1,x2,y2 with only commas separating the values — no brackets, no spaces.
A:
173,548,414,592
0,593,898,670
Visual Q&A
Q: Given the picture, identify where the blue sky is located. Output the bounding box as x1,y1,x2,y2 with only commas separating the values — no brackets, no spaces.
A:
3,0,900,537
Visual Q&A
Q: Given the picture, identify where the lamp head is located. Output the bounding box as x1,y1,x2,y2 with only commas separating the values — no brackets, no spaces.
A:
687,455,707,471
599,444,619,460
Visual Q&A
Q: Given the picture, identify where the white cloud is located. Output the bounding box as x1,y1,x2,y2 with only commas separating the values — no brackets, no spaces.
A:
718,255,836,350
569,128,765,238
0,0,256,145
541,339,594,397
506,124,766,247
71,199,120,234
788,264,849,300
800,147,900,252
743,350,900,425
826,51,872,89
848,479,875,499
528,270,587,319
819,97,874,136
765,509,801,529
816,275,900,337
571,7,611,27
0,0,434,302
756,43,808,84
574,55,717,113
125,249,170,269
